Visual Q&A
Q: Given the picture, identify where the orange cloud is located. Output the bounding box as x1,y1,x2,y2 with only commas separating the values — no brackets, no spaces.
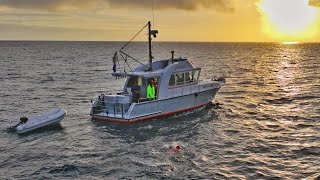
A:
0,0,235,12
106,0,235,12
0,0,104,11
309,0,320,7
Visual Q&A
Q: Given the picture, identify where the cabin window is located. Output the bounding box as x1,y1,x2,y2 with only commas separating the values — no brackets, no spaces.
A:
127,77,138,86
176,73,185,85
137,77,142,86
169,75,175,86
185,72,193,83
142,78,147,87
169,69,200,87
193,70,200,81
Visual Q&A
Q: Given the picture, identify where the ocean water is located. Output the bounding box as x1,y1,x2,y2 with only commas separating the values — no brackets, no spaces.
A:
0,41,319,179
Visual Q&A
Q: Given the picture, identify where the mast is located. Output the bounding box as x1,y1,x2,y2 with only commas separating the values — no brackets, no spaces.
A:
148,21,152,71
148,21,158,71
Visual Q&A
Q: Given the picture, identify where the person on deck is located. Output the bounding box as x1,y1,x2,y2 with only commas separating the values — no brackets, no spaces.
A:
147,80,155,100
151,78,157,96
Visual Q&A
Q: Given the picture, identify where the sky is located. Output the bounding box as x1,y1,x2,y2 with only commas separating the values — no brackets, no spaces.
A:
0,0,320,42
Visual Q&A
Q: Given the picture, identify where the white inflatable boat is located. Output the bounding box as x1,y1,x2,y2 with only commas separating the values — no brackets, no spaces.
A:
7,108,67,134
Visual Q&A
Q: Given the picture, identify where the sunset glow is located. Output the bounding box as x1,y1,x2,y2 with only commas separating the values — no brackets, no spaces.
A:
259,0,319,41
0,0,320,42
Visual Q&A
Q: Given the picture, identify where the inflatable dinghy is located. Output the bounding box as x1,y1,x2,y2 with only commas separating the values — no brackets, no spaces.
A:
7,108,67,134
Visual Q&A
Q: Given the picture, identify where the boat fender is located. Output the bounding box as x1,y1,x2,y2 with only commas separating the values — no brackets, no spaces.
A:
20,116,28,124
195,93,198,97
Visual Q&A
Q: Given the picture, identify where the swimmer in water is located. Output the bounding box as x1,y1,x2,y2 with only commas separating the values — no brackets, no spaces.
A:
166,145,181,155
171,145,180,152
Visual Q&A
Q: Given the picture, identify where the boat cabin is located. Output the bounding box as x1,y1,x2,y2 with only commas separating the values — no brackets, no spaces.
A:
123,57,201,103
94,57,202,118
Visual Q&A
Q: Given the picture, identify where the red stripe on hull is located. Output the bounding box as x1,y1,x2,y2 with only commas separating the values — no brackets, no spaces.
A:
91,102,208,123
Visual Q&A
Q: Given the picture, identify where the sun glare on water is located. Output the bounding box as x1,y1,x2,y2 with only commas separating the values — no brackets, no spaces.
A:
282,41,299,45
259,0,319,42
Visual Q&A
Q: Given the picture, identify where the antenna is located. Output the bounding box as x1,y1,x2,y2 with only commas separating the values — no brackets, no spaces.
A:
152,0,155,28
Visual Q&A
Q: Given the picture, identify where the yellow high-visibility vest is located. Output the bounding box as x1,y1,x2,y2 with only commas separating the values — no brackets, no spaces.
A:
147,84,155,98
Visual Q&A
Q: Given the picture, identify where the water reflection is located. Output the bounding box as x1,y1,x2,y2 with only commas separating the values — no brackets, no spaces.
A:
218,43,320,179
282,42,299,45
247,44,306,118
274,45,302,96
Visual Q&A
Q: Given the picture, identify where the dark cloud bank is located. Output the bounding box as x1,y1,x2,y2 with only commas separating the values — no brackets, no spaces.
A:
0,0,235,12
0,0,319,12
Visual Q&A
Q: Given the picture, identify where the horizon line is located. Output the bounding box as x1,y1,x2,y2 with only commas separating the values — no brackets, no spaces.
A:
0,40,319,43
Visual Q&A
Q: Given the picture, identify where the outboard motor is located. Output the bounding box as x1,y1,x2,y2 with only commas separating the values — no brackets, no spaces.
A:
20,116,28,124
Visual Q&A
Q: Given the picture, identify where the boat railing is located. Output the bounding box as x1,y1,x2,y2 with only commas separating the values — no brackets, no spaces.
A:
105,102,130,118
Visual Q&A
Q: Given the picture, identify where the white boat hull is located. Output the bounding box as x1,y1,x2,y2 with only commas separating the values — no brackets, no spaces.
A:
91,85,220,122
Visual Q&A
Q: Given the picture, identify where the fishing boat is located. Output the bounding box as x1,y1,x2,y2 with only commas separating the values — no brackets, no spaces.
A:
90,21,225,123
7,108,67,134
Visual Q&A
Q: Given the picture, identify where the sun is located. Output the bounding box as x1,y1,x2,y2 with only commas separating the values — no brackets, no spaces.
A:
259,0,319,41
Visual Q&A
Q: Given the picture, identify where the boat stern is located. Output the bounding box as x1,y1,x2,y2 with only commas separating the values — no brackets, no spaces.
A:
90,94,132,120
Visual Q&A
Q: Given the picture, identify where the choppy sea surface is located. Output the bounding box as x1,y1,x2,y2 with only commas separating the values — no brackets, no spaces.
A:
0,41,319,179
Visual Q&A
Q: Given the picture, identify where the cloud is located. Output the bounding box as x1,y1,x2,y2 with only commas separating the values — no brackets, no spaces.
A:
0,0,104,11
106,0,235,12
309,0,320,7
0,0,235,12
0,22,121,41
